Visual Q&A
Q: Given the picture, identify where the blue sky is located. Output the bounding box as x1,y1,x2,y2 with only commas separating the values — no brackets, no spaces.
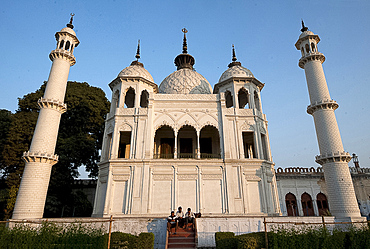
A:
1,0,369,177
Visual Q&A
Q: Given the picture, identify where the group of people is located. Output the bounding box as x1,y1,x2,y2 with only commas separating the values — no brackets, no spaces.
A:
167,206,196,234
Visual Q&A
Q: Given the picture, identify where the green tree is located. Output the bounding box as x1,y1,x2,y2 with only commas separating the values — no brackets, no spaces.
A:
0,81,110,219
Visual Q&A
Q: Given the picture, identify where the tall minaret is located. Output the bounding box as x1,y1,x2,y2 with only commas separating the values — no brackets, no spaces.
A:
12,15,79,219
295,21,361,220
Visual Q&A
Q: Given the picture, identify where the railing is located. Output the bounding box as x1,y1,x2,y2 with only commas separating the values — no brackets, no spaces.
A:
178,153,195,159
200,153,221,159
153,154,174,159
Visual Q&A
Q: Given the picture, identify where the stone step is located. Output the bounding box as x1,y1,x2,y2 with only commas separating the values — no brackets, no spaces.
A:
169,237,195,243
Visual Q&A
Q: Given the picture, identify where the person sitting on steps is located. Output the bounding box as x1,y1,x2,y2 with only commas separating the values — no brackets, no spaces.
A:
185,207,195,229
176,206,184,228
167,211,177,235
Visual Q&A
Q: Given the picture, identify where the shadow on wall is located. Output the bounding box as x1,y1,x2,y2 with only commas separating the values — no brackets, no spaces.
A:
147,218,167,249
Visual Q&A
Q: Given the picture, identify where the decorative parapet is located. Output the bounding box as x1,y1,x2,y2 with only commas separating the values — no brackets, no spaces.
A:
275,166,323,174
38,98,67,113
49,49,76,66
307,99,338,115
315,151,351,165
22,151,58,165
298,52,325,69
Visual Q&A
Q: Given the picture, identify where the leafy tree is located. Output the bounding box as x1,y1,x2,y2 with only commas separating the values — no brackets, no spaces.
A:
0,82,110,219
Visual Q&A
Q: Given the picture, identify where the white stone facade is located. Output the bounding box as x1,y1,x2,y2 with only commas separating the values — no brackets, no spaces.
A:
92,39,281,218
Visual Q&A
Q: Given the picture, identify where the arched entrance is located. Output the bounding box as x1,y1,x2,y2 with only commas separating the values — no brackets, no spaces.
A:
285,193,298,216
154,125,174,158
301,192,315,216
316,193,329,216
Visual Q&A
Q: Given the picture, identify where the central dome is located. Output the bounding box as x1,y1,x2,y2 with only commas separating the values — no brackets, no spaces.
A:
159,68,212,94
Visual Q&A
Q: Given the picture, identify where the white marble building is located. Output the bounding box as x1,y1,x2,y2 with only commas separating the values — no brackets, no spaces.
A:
92,31,281,217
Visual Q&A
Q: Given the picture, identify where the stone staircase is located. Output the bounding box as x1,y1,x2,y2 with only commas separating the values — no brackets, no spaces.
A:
167,224,196,249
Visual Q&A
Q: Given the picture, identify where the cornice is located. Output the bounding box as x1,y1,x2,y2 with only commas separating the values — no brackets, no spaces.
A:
315,151,351,165
49,49,76,66
307,99,338,115
38,97,67,113
22,151,58,165
298,52,325,69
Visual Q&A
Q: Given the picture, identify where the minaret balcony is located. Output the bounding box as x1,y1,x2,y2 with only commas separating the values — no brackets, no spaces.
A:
22,151,59,165
315,151,351,165
307,99,339,115
298,52,325,69
38,98,67,113
49,49,76,66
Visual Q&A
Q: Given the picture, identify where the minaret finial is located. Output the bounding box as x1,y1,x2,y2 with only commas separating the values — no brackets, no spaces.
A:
67,13,75,29
136,39,141,61
182,28,188,54
232,44,237,62
301,19,308,32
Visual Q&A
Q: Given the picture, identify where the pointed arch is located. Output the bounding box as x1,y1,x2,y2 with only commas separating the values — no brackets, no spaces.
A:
285,193,298,216
254,90,261,111
124,87,135,108
65,41,70,51
140,90,149,108
200,125,221,159
311,42,316,52
154,125,175,159
316,193,329,216
238,88,249,109
225,90,233,108
59,40,65,49
177,125,197,158
301,192,314,216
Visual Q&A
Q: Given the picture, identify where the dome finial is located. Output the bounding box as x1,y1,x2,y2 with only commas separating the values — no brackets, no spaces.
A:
130,39,144,67
301,19,308,32
136,39,141,61
182,28,188,54
228,44,242,68
232,44,237,62
67,13,75,29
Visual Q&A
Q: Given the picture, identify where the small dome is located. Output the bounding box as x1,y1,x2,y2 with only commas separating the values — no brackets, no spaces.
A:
159,68,212,94
60,27,76,37
219,65,254,83
299,30,314,39
118,64,154,82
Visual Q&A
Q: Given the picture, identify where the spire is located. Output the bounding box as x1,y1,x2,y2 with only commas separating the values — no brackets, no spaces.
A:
300,19,308,32
228,44,242,68
66,13,75,29
174,28,195,70
131,40,144,67
182,28,188,54
136,39,141,61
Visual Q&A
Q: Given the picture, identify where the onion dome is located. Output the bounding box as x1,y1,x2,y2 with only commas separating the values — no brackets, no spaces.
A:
158,28,212,94
118,40,154,82
218,45,254,83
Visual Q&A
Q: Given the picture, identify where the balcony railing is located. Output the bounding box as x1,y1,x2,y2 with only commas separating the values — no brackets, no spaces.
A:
153,154,174,159
178,153,195,159
200,153,221,159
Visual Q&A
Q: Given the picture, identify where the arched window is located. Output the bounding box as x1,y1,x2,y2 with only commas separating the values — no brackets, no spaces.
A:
124,87,135,108
154,125,175,159
301,47,305,56
59,40,65,49
311,43,316,52
242,131,256,159
65,41,70,51
254,91,261,111
177,125,197,159
301,193,315,216
305,44,310,53
316,193,329,216
285,193,298,216
200,125,221,159
225,91,233,108
140,90,149,108
238,88,249,109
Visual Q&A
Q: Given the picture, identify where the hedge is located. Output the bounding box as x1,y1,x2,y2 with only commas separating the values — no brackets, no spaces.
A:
215,226,370,249
0,222,154,249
